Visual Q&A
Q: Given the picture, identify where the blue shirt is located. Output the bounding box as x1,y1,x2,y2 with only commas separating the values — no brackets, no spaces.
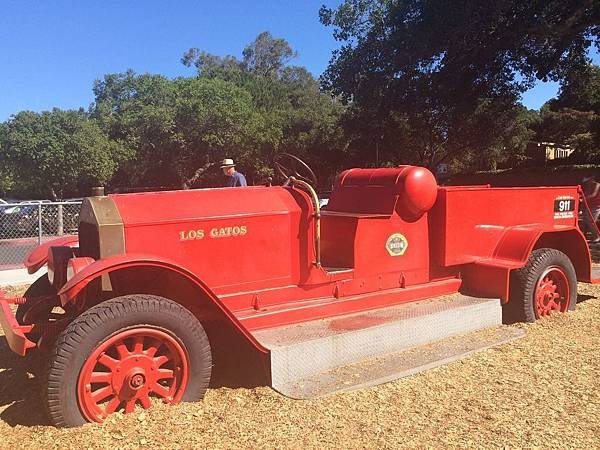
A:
225,171,247,187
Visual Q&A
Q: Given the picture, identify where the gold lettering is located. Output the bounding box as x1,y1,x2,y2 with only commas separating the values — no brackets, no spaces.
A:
179,229,205,240
205,225,248,238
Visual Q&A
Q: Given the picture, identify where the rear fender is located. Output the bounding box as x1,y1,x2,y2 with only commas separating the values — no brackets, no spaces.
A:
24,235,79,274
495,225,591,277
58,253,267,353
533,229,592,283
462,225,592,302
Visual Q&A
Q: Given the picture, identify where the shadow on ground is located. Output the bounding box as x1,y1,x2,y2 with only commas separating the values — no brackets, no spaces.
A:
0,340,50,426
205,320,270,389
0,318,269,428
577,293,596,304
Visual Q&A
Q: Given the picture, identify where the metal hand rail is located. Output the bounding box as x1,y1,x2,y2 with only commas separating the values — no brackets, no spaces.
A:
287,177,322,268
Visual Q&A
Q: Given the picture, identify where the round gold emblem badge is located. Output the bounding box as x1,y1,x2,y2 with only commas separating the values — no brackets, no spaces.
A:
386,233,408,256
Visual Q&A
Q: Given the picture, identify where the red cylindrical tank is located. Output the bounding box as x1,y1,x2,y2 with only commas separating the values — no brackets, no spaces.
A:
395,166,438,220
328,165,438,218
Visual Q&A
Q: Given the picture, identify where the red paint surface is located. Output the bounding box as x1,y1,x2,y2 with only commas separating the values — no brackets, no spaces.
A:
0,297,36,356
24,235,78,274
71,173,592,331
431,186,580,267
113,187,303,292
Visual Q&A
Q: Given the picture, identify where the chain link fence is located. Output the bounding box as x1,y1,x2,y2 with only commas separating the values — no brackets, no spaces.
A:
0,201,82,270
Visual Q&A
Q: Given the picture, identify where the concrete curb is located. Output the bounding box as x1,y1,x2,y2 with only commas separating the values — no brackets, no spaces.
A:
0,267,47,286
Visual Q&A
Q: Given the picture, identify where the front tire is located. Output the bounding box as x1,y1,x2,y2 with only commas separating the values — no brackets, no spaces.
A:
45,295,212,427
504,248,577,323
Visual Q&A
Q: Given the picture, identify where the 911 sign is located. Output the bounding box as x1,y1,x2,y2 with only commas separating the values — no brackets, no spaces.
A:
554,196,575,219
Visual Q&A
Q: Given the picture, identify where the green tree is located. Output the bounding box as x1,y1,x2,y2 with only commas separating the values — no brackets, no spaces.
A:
241,31,298,77
0,109,129,199
535,64,600,162
92,72,277,188
183,31,298,79
182,32,349,188
320,0,600,168
0,123,16,195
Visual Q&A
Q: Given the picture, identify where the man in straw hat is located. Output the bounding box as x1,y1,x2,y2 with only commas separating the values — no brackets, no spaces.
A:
221,158,247,187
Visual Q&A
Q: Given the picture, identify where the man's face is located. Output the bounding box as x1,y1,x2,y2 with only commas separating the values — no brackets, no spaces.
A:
223,166,235,176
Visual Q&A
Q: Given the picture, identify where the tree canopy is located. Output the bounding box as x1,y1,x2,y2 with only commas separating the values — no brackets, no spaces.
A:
92,73,270,188
0,109,129,199
1,15,600,200
180,31,348,186
320,0,600,169
534,64,600,163
85,32,349,191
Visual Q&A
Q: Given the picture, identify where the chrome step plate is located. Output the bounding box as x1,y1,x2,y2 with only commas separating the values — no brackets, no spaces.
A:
277,326,525,399
252,294,512,396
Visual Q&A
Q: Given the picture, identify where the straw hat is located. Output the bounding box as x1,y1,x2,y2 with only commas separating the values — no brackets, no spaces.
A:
220,158,235,168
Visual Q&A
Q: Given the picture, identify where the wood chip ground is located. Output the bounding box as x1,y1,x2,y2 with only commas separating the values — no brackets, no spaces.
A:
1,282,599,449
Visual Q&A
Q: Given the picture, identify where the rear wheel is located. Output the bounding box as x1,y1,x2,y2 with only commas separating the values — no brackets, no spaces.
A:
45,294,212,427
504,248,577,323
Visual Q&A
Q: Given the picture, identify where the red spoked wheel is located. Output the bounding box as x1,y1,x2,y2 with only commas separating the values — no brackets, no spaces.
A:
504,248,577,323
534,266,570,318
45,295,212,427
77,328,189,423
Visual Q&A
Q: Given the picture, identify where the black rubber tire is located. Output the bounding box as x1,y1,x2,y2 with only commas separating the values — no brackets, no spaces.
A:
44,294,212,427
504,248,577,323
15,274,54,324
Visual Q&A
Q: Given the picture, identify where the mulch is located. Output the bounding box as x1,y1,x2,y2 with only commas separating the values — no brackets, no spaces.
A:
0,282,599,449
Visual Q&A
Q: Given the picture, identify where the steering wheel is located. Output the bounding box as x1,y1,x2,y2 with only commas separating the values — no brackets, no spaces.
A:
273,153,318,187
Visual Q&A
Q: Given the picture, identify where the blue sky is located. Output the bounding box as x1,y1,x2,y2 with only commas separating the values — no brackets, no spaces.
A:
0,1,598,121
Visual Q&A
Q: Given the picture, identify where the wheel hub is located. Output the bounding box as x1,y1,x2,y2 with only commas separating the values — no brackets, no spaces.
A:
77,328,189,423
534,266,570,318
129,372,146,389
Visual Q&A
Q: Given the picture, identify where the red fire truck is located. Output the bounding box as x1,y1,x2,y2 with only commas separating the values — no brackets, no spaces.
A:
1,154,598,427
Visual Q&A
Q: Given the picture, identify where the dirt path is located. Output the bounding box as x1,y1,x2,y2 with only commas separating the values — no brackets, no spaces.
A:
1,283,599,449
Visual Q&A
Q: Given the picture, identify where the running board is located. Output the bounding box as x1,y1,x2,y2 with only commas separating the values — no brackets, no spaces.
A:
276,326,524,399
252,294,522,398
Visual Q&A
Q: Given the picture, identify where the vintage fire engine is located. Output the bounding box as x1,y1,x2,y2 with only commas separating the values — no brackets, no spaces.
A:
1,154,599,427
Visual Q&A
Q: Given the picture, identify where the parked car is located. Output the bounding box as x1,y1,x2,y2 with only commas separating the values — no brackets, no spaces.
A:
0,204,40,237
0,200,79,238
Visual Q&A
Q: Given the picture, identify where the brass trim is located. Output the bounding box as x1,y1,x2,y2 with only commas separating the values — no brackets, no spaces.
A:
288,177,321,268
79,196,125,290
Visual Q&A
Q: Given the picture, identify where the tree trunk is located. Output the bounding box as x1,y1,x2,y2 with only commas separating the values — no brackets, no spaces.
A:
182,157,213,189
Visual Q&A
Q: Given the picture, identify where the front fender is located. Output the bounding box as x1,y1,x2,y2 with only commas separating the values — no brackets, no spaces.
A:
24,235,79,274
57,253,267,353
